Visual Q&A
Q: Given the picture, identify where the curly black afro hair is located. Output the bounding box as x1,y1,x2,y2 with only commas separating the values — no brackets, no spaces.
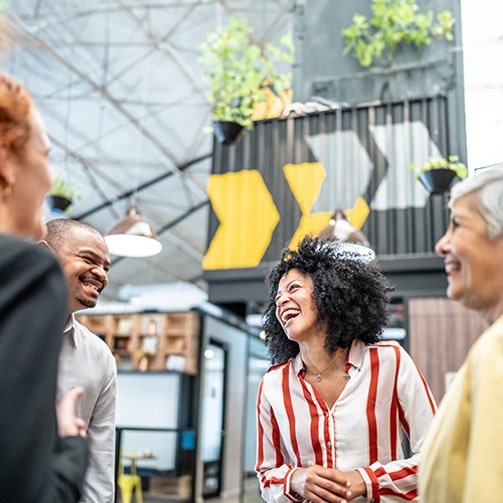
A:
263,235,393,364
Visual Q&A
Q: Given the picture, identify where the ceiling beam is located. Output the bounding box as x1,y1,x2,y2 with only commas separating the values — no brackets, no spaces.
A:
116,0,206,97
73,152,212,220
9,12,186,169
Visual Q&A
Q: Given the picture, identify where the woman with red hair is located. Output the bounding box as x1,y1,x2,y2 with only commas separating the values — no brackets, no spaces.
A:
0,74,87,501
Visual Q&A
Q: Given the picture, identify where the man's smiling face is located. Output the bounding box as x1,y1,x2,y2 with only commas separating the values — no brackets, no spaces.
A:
56,227,111,313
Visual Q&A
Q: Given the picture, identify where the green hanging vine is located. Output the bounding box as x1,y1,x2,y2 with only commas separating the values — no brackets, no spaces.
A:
341,0,455,68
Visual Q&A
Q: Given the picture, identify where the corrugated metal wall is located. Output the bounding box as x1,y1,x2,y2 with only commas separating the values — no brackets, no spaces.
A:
208,95,454,264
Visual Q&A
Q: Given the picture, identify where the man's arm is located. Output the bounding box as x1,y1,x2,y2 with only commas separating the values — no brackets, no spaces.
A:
83,357,117,503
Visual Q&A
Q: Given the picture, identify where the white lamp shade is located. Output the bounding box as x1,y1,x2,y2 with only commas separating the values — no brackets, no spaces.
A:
105,206,162,258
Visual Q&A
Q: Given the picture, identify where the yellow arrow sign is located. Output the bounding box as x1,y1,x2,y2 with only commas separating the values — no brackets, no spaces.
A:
203,170,280,269
203,164,371,268
284,162,332,247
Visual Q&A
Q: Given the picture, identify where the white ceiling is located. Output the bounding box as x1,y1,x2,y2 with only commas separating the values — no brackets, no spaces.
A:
5,0,294,301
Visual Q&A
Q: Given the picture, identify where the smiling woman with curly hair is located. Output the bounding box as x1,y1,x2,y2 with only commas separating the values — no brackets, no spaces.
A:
255,235,436,503
263,237,390,364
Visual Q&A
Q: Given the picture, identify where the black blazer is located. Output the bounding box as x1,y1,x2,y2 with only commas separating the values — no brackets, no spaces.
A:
0,234,88,502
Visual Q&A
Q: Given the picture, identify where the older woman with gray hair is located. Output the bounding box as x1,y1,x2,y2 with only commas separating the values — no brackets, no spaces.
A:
256,235,436,503
419,170,503,502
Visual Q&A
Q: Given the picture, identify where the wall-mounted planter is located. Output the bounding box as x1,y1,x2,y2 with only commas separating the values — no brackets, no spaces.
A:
213,121,246,145
47,194,73,213
418,169,459,195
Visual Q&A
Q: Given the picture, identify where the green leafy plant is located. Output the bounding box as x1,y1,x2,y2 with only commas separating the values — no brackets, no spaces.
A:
199,15,294,130
410,155,468,180
50,175,82,201
341,0,455,68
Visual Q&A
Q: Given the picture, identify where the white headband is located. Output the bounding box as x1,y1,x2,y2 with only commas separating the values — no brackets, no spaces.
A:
317,240,376,264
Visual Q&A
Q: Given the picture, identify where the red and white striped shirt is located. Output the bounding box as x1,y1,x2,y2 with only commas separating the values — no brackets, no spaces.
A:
256,340,436,503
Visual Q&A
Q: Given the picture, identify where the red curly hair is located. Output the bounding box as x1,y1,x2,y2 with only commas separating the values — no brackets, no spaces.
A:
0,74,33,157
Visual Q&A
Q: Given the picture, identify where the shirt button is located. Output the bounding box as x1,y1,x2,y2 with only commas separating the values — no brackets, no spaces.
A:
327,442,331,448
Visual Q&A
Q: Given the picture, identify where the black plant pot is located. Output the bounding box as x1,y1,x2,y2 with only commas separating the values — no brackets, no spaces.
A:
213,121,246,145
47,194,72,213
418,169,460,195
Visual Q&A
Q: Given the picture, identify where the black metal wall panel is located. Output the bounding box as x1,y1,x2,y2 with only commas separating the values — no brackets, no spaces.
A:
208,95,453,265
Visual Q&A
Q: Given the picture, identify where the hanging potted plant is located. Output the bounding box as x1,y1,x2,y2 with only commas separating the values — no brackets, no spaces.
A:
47,175,81,213
341,0,455,68
200,15,294,145
410,155,468,194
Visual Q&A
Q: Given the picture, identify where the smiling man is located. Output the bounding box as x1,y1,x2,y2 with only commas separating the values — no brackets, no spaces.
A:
41,219,116,503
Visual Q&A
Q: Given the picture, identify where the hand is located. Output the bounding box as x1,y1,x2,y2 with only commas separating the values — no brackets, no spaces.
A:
56,387,87,439
290,461,366,503
340,470,366,501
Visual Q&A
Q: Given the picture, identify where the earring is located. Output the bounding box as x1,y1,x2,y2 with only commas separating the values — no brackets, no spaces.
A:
3,184,11,198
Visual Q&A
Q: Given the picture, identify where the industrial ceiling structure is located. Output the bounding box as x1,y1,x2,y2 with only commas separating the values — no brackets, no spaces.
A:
5,0,294,302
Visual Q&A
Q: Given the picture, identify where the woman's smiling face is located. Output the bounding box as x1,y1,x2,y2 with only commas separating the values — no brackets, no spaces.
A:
275,268,319,341
436,192,503,321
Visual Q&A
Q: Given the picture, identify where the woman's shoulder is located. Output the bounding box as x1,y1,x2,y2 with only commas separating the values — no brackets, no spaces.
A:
259,359,297,393
366,339,411,361
371,339,403,349
265,359,291,373
262,358,295,380
466,316,503,363
0,234,65,295
0,233,57,265
0,233,33,253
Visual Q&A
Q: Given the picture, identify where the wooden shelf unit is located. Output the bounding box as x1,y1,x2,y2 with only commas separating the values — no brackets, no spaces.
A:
76,312,200,374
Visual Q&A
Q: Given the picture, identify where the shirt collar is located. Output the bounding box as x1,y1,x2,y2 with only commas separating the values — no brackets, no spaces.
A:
63,314,78,348
293,353,304,376
293,339,367,376
347,339,366,370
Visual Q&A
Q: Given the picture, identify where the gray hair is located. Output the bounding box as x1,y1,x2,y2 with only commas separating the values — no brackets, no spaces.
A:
449,169,503,239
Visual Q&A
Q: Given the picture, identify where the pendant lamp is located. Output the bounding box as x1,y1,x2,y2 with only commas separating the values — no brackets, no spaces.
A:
105,206,162,258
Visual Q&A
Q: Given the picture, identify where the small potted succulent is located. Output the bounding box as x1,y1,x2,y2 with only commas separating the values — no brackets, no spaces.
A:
410,155,468,194
47,175,81,213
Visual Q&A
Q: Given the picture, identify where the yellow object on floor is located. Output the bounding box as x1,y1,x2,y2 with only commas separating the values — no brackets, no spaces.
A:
118,454,143,503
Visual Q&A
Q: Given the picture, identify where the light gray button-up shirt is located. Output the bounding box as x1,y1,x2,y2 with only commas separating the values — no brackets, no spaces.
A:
57,315,117,503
